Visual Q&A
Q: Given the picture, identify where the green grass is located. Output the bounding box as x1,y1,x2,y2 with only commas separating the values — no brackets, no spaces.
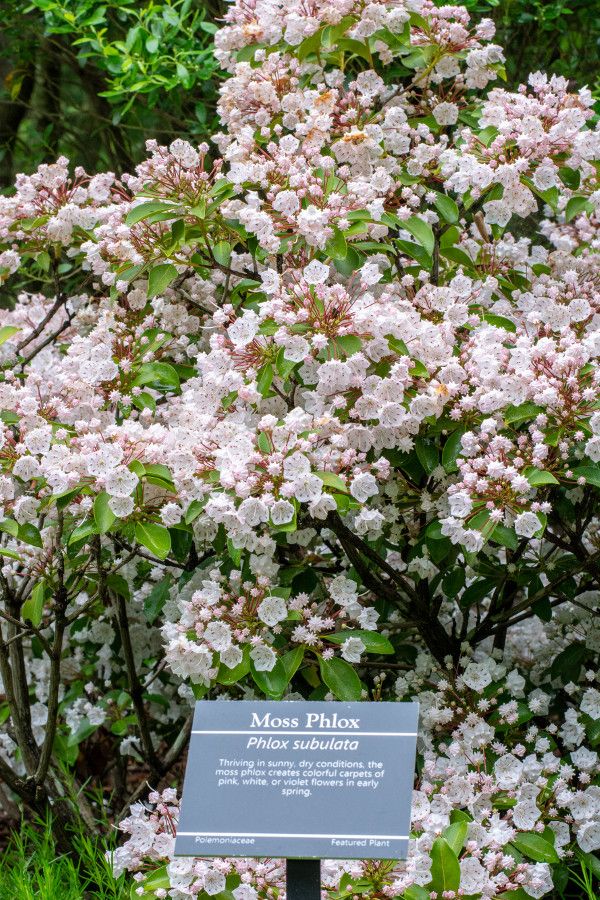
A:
0,815,128,900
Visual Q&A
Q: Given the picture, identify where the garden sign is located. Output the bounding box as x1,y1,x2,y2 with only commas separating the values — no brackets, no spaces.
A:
175,700,419,865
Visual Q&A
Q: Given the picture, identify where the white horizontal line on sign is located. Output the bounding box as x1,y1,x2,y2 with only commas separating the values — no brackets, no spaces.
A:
191,730,417,736
177,832,410,839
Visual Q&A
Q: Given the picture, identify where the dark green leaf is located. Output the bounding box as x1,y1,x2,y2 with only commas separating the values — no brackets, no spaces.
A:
144,577,172,623
429,838,460,893
135,522,171,560
94,492,116,533
148,263,178,298
319,656,362,700
511,833,559,864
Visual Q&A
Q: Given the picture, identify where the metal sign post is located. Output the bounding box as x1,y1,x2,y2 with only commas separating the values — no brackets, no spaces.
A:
286,859,321,900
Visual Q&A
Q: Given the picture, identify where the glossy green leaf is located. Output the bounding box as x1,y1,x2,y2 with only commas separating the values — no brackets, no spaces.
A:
434,193,459,224
429,838,460,893
510,832,559,864
21,581,45,627
403,216,435,255
0,326,20,346
323,630,394,655
135,522,171,560
572,466,600,488
250,658,289,698
148,263,178,298
319,656,362,700
125,201,178,226
316,471,348,493
144,577,172,623
525,467,559,486
442,821,468,855
442,429,465,473
94,492,116,533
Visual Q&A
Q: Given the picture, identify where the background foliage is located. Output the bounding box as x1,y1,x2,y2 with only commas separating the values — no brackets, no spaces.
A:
1,0,599,188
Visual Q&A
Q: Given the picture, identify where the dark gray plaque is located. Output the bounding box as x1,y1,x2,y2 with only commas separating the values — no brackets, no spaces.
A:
175,700,418,859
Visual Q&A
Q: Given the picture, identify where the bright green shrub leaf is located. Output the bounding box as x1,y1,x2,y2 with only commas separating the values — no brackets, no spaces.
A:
415,437,438,475
323,630,394,655
135,522,171,559
443,821,468,855
572,466,600,488
404,216,435,255
434,193,459,224
134,362,180,392
326,226,348,259
144,577,172,623
21,581,45,627
251,658,288,698
504,402,545,425
18,522,43,548
483,312,516,333
442,429,465,473
281,646,305,681
256,364,274,397
319,656,362,700
148,263,178,298
525,467,558,486
218,647,252,686
94,492,116,533
213,240,232,266
510,832,559,864
491,524,518,551
316,471,348,493
0,326,20,346
429,838,460,893
125,201,178,226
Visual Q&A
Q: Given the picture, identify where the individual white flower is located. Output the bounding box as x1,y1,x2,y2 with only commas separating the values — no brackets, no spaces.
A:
105,465,139,498
514,511,542,538
161,502,182,526
238,497,269,526
570,746,598,772
524,863,553,899
228,310,259,347
341,637,366,663
462,661,493,691
204,621,232,652
250,644,277,672
350,472,378,503
577,822,600,852
108,495,135,517
328,576,358,606
220,645,243,669
512,799,541,830
233,886,258,900
459,858,487,894
283,452,311,480
23,426,52,455
303,259,330,285
358,607,379,630
204,870,227,895
494,753,524,789
270,500,295,525
433,101,459,126
461,529,484,552
581,687,600,719
258,595,288,627
292,473,323,503
449,491,473,518
585,435,600,462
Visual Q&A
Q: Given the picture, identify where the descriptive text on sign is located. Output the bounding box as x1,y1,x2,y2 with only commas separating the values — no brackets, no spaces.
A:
174,700,419,859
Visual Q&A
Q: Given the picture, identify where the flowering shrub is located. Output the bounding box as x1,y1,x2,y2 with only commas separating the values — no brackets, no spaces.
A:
0,0,599,896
